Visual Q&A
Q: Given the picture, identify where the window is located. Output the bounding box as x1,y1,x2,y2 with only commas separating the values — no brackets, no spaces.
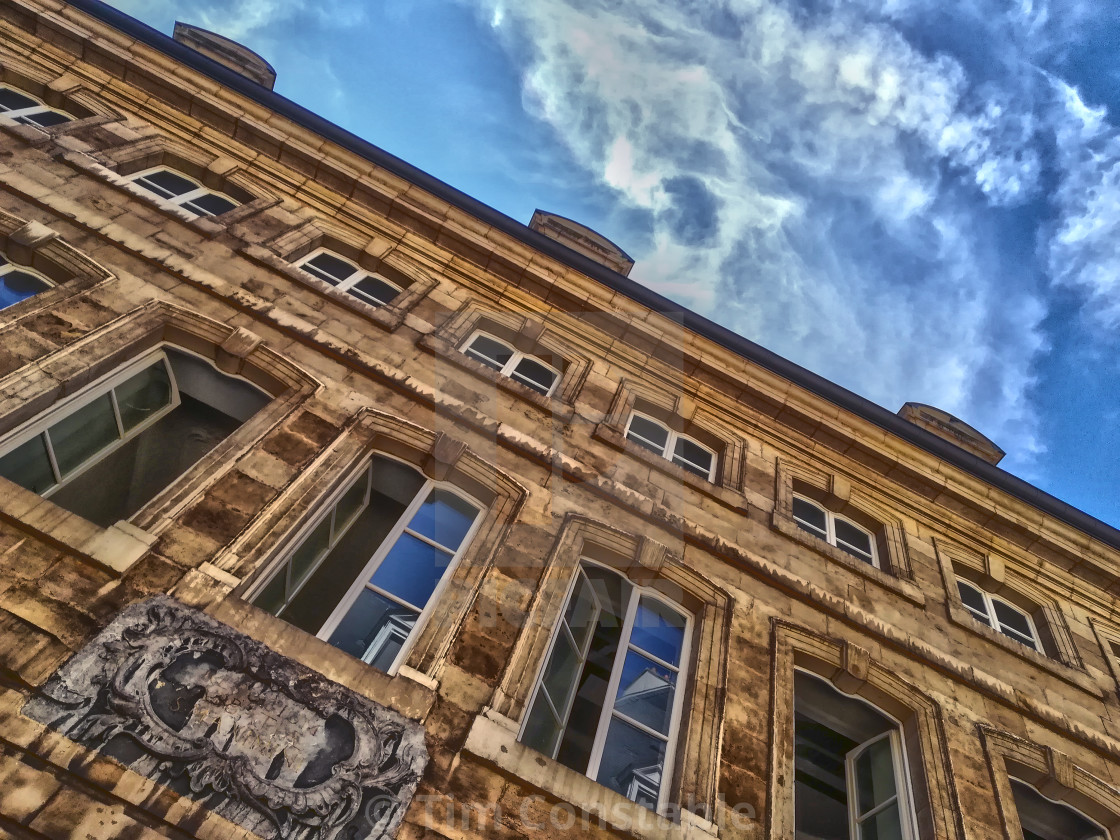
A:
624,412,715,480
251,455,481,674
1011,780,1106,840
794,671,918,840
792,495,877,567
0,84,73,128
0,348,268,528
297,248,402,308
956,579,1042,652
461,331,559,396
0,253,53,311
129,167,240,218
519,560,691,812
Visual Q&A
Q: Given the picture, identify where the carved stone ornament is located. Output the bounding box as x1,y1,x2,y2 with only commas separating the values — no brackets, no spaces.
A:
23,597,427,840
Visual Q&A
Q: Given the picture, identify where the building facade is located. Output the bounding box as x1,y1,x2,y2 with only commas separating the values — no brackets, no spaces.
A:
1,2,1120,840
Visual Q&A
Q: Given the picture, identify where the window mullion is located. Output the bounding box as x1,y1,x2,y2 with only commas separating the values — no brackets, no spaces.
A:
586,585,641,782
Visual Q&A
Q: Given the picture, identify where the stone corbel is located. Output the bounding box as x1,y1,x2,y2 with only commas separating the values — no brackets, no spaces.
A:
424,432,467,480
833,642,871,694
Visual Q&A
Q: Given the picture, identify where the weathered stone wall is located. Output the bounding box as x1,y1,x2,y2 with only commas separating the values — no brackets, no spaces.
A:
1,3,1120,840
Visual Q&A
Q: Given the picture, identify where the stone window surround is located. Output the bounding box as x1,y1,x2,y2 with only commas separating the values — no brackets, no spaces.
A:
476,515,730,837
216,408,525,692
1089,619,1120,701
0,61,108,124
0,300,316,575
593,378,747,500
980,727,1120,838
769,621,964,840
0,211,113,323
419,303,590,420
772,458,924,604
243,220,438,333
932,538,1098,695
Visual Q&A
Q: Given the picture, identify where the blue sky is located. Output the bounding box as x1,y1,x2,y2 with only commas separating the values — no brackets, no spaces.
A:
109,0,1120,528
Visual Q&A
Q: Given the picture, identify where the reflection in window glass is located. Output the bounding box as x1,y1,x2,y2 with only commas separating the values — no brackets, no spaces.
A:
0,254,54,311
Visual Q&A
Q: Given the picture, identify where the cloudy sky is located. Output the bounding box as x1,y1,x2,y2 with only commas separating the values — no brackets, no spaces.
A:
107,0,1120,528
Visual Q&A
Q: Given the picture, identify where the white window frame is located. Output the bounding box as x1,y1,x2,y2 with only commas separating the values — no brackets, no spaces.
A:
461,330,561,396
623,411,716,481
518,559,693,814
128,166,240,219
296,247,403,308
247,455,484,676
792,494,878,567
0,254,55,310
0,84,73,127
0,350,180,498
957,579,1043,652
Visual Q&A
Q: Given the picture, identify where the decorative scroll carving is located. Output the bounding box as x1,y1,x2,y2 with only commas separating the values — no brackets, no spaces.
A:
24,597,426,840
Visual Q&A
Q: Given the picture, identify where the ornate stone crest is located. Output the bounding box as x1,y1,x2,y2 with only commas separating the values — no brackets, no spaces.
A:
24,597,427,840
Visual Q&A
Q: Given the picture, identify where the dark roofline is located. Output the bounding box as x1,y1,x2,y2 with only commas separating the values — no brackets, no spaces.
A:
68,0,1120,552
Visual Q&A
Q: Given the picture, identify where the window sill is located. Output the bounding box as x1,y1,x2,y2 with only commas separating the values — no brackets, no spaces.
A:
0,478,155,574
419,334,576,422
771,513,926,607
946,602,1101,696
593,423,747,511
463,710,720,840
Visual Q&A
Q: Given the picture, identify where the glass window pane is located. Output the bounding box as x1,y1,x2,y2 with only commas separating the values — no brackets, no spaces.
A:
521,690,563,757
992,600,1033,637
595,717,666,808
304,252,357,283
0,88,39,111
137,169,197,198
333,471,369,535
0,269,51,310
184,192,237,216
405,489,478,550
854,737,897,816
24,110,70,128
957,581,988,616
626,415,669,453
542,630,581,713
289,516,333,591
254,567,288,615
326,587,418,668
511,358,557,394
614,650,677,735
49,394,119,476
672,437,712,476
465,335,514,370
114,362,173,431
860,800,904,840
0,434,55,493
369,532,453,609
835,519,873,555
630,597,687,666
564,571,599,653
793,497,828,533
350,275,400,306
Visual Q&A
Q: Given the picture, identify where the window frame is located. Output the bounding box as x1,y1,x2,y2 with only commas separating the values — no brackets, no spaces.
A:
246,454,486,677
0,253,55,312
461,329,561,397
518,558,693,815
792,493,879,568
624,410,716,482
956,578,1043,652
0,83,73,128
296,247,403,309
128,166,240,219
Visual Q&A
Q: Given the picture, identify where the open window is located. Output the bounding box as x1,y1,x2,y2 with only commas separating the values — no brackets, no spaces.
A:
249,454,482,674
128,166,241,218
296,248,402,308
461,330,560,396
0,83,73,128
519,560,691,812
792,494,878,567
624,411,715,481
0,348,268,528
0,252,53,311
794,670,918,840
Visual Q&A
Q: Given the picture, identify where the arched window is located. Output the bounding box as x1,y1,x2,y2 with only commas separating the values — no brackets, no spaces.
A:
251,455,482,674
0,84,73,128
1010,780,1106,840
296,248,402,308
0,347,269,528
624,411,715,480
792,494,878,567
461,330,560,396
956,579,1042,652
519,560,691,811
129,167,240,218
0,252,53,311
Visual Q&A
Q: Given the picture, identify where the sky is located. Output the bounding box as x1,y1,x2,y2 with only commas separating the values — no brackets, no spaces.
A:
106,0,1120,529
